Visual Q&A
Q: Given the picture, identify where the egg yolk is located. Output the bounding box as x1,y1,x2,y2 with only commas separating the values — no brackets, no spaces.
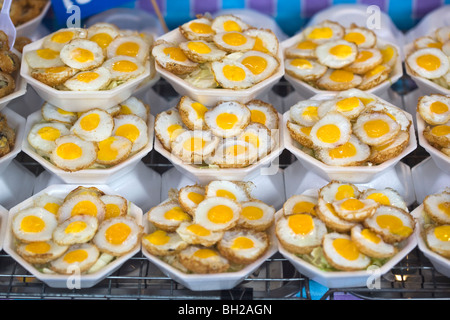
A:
36,48,60,60
223,20,242,32
187,41,211,54
117,42,140,57
363,119,390,138
44,202,60,215
65,220,87,234
38,126,61,141
376,214,412,237
428,42,443,49
242,206,264,220
164,206,190,221
430,101,449,114
288,213,314,235
187,191,205,204
293,201,316,216
438,202,450,216
20,215,46,233
76,72,100,83
191,102,208,119
116,124,140,142
193,248,217,259
361,228,381,244
301,126,312,135
366,193,391,206
431,125,450,136
105,203,121,219
216,112,238,129
64,249,88,263
187,224,211,236
183,137,205,152
316,124,341,143
112,60,138,73
97,137,119,162
207,205,234,224
25,242,51,254
336,185,356,200
90,33,113,49
105,222,131,245
381,46,395,64
328,141,357,159
336,97,360,112
330,44,353,58
57,108,75,116
416,54,441,71
307,27,333,40
216,189,237,200
71,200,98,217
341,198,365,211
222,32,247,46
329,70,354,83
344,32,366,45
163,47,187,62
296,40,318,50
241,132,260,148
332,238,360,260
71,48,95,63
56,142,82,160
222,65,246,81
229,144,248,156
80,113,100,131
291,58,312,69
231,236,254,250
253,37,269,53
434,225,450,242
302,106,319,120
167,124,183,140
52,31,74,43
250,109,267,125
146,230,170,245
241,56,267,75
47,66,69,73
326,203,340,217
366,64,387,77
354,50,373,63
189,22,213,34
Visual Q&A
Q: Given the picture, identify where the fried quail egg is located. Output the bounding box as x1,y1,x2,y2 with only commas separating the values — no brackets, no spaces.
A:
28,122,70,155
322,232,371,271
317,134,371,166
41,102,78,125
425,224,450,258
52,214,99,246
217,228,269,264
283,194,318,216
178,245,230,274
285,39,319,59
205,180,251,202
118,97,149,122
331,197,379,222
34,194,63,216
344,48,383,75
152,41,198,75
336,88,376,106
93,216,142,256
246,99,279,130
418,94,450,125
50,134,98,171
211,60,256,89
64,67,112,91
178,184,205,216
57,193,106,223
112,114,149,153
31,66,79,87
16,240,69,264
71,108,114,142
96,136,132,166
237,50,279,83
176,222,223,247
423,191,450,224
286,120,314,149
107,35,150,62
289,99,322,127
302,20,344,44
148,200,192,232
64,186,105,201
368,129,410,164
25,48,65,69
43,28,88,52
351,224,397,259
414,36,443,50
170,130,219,164
237,122,275,159
179,17,215,41
60,39,104,70
204,101,251,137
363,205,414,244
343,26,377,48
142,229,188,256
310,112,352,149
316,197,357,232
329,96,367,119
211,14,250,33
212,31,256,53
100,195,128,220
379,44,399,69
353,111,400,146
319,181,360,203
102,56,145,81
87,23,120,50
315,40,358,69
49,243,100,274
368,102,411,131
208,138,258,168
406,48,449,79
179,40,227,63
435,26,450,43
194,197,241,231
316,69,362,91
358,64,391,90
155,110,186,151
244,28,279,56
177,96,208,130
362,188,408,212
284,58,328,82
423,121,450,149
12,207,58,243
238,200,275,231
276,212,327,254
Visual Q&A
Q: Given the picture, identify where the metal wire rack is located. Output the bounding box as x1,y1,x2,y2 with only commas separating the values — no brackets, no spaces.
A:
2,75,450,300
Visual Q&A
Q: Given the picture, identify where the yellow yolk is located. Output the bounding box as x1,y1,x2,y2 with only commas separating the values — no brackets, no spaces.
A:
229,144,248,156
366,64,387,77
330,44,353,58
76,72,100,83
44,203,60,215
71,200,98,217
288,213,314,235
146,230,170,245
116,42,140,57
430,101,449,114
381,46,395,64
105,222,131,245
241,56,267,75
90,33,114,49
291,58,313,69
116,124,140,142
241,206,264,220
164,206,189,221
316,124,341,143
329,69,354,82
222,32,247,46
191,102,208,119
438,202,450,216
250,109,267,125
363,119,390,138
189,22,213,34
216,112,238,129
63,249,88,263
293,201,316,216
302,106,319,120
47,66,69,73
222,65,246,81
431,125,450,136
193,248,217,259
354,50,373,63
207,205,234,224
65,220,87,234
241,132,259,148
231,236,254,250
57,108,75,116
223,20,242,32
80,113,100,131
20,216,45,233
105,203,121,219
56,143,82,160
341,198,365,211
434,225,450,241
71,48,94,63
216,189,237,200
336,97,360,112
361,228,381,244
52,31,74,43
167,124,183,140
37,48,60,60
326,203,340,217
187,41,211,54
376,214,412,237
25,242,51,254
328,141,357,159
428,42,443,49
301,126,312,135
416,54,441,71
336,185,356,200
112,60,138,72
187,191,205,204
163,47,187,62
253,37,269,53
97,137,118,162
296,40,318,50
307,27,333,40
187,224,211,236
38,126,61,141
332,238,359,260
344,32,366,45
366,193,391,206
183,137,205,152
